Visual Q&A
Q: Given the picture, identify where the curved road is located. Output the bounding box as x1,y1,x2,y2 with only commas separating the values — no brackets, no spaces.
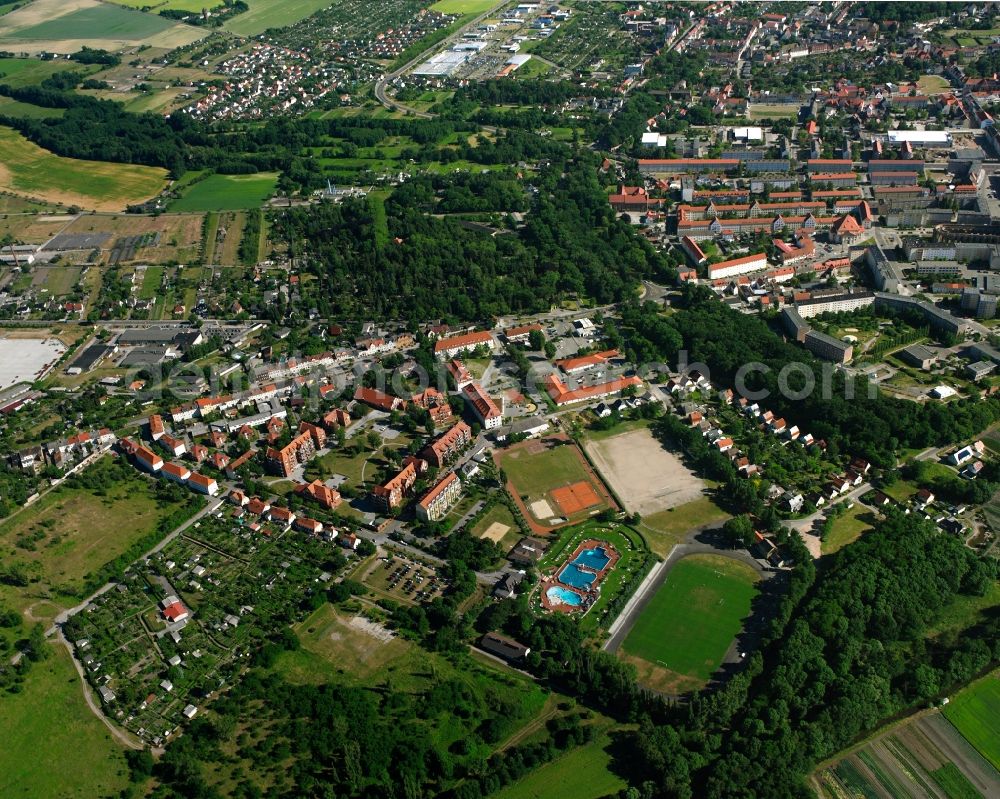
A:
374,1,510,119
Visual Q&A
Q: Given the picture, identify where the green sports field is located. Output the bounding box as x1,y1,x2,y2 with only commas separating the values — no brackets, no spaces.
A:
944,673,1000,771
3,4,173,40
622,554,758,692
168,172,278,212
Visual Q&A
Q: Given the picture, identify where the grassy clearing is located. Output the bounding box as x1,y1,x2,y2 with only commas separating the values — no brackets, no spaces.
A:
139,265,164,299
0,126,166,211
223,0,332,36
821,505,875,555
943,673,1000,771
622,554,758,692
0,57,93,88
470,502,520,548
0,457,194,617
0,95,63,118
0,645,128,799
500,440,594,497
494,732,627,799
168,173,277,212
917,74,951,93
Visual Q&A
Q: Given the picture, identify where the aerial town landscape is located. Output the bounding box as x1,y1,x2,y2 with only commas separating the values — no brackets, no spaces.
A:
1,1,1000,798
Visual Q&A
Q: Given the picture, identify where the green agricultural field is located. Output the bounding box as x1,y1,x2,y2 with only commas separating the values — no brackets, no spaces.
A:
0,646,128,799
110,0,224,12
944,673,1000,771
494,733,627,799
223,0,333,37
0,57,96,88
622,554,759,693
0,126,167,212
168,173,278,212
3,3,173,40
430,0,499,14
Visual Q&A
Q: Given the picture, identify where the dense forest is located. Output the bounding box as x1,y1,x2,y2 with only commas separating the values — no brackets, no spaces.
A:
618,291,1000,467
273,158,673,321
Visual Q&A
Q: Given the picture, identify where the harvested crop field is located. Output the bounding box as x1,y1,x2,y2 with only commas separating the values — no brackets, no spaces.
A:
816,709,1000,799
585,428,705,516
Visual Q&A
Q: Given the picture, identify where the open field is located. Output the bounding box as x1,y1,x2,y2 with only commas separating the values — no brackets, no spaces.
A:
944,674,1000,771
280,604,412,684
816,706,1000,799
430,0,498,13
494,732,627,799
223,0,333,37
496,435,615,532
0,457,197,618
585,427,705,516
0,56,95,88
110,0,224,12
0,126,167,211
0,0,204,52
0,95,64,118
621,554,758,694
749,103,798,119
168,173,278,212
0,645,128,799
917,74,951,93
822,505,876,555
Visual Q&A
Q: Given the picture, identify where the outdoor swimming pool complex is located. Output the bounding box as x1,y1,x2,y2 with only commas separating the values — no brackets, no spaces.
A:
573,546,611,571
558,563,598,589
546,585,584,607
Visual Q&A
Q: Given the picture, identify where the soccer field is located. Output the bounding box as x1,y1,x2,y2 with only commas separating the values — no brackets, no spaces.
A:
168,173,278,212
944,673,1000,771
622,554,758,690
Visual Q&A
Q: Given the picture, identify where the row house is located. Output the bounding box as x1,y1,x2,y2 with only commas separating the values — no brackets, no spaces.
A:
433,330,496,359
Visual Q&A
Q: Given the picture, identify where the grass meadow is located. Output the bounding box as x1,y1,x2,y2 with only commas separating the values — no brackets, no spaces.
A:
168,173,278,212
943,673,1000,771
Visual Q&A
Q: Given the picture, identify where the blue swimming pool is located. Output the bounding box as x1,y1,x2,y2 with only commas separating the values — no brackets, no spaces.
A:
572,546,611,572
559,563,597,589
546,586,584,607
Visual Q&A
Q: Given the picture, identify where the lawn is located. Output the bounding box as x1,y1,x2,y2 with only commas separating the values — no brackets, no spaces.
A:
0,645,128,799
622,554,758,693
3,2,174,40
821,505,875,555
223,0,333,36
494,733,627,799
168,173,278,212
41,265,82,295
470,502,521,549
0,126,167,212
943,672,1000,771
639,496,729,557
139,265,164,299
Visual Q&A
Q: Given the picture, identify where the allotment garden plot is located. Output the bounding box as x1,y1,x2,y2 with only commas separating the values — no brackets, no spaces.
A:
494,434,617,533
620,554,759,695
584,427,706,516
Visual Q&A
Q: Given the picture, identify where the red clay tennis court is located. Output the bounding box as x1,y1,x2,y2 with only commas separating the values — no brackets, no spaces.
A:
551,480,602,516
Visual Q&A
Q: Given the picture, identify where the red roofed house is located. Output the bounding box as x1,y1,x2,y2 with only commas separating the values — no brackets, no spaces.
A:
556,349,620,374
462,381,503,429
433,330,496,359
211,452,231,470
135,445,163,473
188,472,219,496
421,421,472,467
545,374,642,406
267,505,296,528
247,497,270,516
162,462,191,484
161,599,189,623
295,517,324,535
322,408,351,430
148,414,165,441
831,213,865,244
372,460,420,511
158,434,186,458
295,478,342,510
353,386,404,413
